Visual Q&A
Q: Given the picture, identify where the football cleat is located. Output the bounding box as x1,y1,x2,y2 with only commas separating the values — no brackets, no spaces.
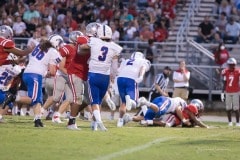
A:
123,114,132,125
2,93,16,109
97,122,107,131
117,118,124,127
34,119,44,127
67,124,81,130
106,98,116,111
91,121,98,131
137,97,148,108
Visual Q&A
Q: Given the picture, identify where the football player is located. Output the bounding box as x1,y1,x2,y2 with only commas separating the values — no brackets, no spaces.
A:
116,51,150,127
79,24,123,131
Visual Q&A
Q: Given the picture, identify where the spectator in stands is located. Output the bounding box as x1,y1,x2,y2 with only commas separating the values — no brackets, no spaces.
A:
0,11,13,26
214,11,228,38
212,31,223,44
23,3,41,24
120,7,134,27
123,21,137,41
224,16,240,44
217,0,232,18
12,15,27,38
161,1,176,31
27,29,41,48
214,42,230,69
110,22,120,42
153,21,168,42
96,13,108,25
172,60,191,101
196,15,215,43
139,24,154,42
63,9,78,31
99,3,114,22
25,17,37,37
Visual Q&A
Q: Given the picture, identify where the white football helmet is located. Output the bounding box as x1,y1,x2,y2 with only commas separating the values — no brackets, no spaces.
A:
0,25,13,39
130,52,145,59
97,24,112,40
190,99,204,111
48,34,64,49
86,22,101,37
69,31,83,44
227,57,237,65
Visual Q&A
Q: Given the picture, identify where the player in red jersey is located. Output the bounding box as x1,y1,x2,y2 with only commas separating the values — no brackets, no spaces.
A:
221,57,240,127
123,99,208,128
65,23,101,130
0,25,32,65
42,31,83,123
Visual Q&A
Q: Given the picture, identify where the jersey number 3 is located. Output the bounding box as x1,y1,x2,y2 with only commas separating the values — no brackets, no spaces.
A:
98,46,108,61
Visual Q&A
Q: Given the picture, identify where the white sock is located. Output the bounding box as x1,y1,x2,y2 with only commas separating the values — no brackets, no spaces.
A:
0,115,2,119
147,120,153,125
34,114,42,120
93,110,102,122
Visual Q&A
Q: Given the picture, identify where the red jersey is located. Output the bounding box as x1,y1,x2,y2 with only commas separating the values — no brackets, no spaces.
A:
59,44,76,69
0,37,15,65
153,28,168,42
67,36,90,81
222,68,240,93
175,104,198,125
214,49,229,65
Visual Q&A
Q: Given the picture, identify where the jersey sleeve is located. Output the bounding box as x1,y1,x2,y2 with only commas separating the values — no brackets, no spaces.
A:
59,46,68,57
2,39,15,49
49,49,62,65
112,42,123,56
77,36,89,45
143,59,151,72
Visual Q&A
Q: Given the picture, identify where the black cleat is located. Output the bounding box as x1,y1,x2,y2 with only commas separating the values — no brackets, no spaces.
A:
2,93,16,109
34,119,44,127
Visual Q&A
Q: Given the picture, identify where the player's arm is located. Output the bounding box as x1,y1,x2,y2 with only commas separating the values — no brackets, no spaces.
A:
77,44,90,55
186,109,209,128
111,56,119,80
4,46,33,56
155,84,169,97
58,57,67,75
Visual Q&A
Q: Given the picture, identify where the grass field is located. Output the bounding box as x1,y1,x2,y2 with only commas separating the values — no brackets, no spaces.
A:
0,115,240,160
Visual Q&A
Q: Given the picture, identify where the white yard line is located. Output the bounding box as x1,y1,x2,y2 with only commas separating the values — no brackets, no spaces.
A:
94,137,173,160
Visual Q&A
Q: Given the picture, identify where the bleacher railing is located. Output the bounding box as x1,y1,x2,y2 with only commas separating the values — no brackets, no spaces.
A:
176,0,201,60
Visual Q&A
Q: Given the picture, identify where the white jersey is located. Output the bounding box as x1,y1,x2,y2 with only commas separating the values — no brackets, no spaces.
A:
24,45,62,76
168,97,187,113
0,65,22,91
118,58,150,81
88,37,122,75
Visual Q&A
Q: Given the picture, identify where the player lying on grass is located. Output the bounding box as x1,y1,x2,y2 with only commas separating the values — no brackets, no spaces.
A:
123,96,209,128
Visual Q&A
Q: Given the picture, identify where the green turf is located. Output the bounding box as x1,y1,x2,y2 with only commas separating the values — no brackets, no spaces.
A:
0,116,240,160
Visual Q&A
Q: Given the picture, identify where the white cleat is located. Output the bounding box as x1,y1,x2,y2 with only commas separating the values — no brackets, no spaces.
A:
228,122,233,127
125,95,132,111
91,121,98,131
137,97,148,108
97,122,107,131
236,123,240,127
117,118,124,127
123,114,132,124
106,98,116,111
52,116,64,123
67,124,81,130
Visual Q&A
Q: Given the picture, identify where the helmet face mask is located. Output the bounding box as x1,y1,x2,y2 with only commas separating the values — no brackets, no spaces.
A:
0,25,13,39
69,31,83,44
48,34,64,49
86,22,101,37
